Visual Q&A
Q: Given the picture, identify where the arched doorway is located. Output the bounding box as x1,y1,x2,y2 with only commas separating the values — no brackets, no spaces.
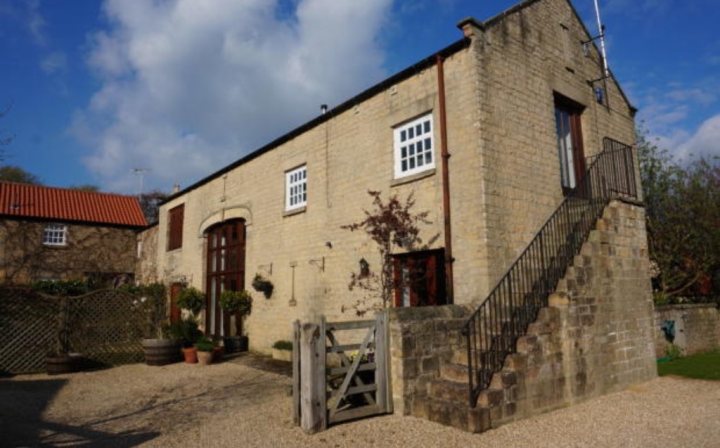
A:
205,219,246,337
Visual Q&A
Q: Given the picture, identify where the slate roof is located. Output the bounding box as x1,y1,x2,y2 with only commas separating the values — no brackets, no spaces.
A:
0,181,148,228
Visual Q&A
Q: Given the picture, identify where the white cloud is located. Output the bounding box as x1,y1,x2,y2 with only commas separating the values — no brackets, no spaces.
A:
26,0,46,45
40,51,67,74
74,0,392,192
675,114,720,161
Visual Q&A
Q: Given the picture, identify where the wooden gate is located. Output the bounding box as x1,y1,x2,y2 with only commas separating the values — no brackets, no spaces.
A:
292,312,392,433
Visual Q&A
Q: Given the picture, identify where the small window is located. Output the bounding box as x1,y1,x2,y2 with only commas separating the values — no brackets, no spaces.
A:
43,224,67,246
285,165,307,211
394,113,435,178
167,204,185,251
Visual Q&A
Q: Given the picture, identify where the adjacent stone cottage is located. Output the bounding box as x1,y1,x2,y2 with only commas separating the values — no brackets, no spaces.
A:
140,0,658,431
0,182,147,285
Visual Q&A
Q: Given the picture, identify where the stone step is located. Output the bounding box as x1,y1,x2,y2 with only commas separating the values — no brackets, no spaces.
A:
416,396,491,433
428,378,468,402
440,362,469,383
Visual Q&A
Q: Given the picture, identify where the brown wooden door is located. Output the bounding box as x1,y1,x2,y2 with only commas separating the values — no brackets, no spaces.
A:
205,219,246,337
555,97,586,196
392,249,446,307
170,283,183,323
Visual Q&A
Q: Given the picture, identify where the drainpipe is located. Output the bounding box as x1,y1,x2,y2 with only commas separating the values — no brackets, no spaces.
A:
436,54,454,304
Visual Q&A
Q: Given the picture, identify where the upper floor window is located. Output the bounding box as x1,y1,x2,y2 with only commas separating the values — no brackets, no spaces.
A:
167,204,185,251
394,113,435,179
285,165,307,211
554,95,586,196
43,224,67,246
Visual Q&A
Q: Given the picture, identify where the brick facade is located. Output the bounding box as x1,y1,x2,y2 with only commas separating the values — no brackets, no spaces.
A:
143,0,641,353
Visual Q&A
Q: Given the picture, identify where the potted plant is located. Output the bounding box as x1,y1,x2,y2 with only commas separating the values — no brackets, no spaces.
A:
252,274,274,299
219,289,252,352
195,336,215,366
271,340,293,362
130,283,182,366
173,286,206,362
169,318,203,363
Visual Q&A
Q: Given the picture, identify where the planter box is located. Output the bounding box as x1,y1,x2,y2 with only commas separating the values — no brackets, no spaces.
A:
272,348,292,362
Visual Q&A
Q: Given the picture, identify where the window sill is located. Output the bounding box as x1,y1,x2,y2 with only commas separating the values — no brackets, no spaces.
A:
391,168,436,187
283,206,307,218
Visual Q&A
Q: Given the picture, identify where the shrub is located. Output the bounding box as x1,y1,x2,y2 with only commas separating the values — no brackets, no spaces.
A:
272,340,293,351
169,318,203,348
177,287,205,316
195,336,215,352
32,279,90,296
219,290,252,315
666,343,682,361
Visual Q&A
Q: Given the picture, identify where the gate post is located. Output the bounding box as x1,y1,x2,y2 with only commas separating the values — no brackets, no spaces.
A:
300,322,326,433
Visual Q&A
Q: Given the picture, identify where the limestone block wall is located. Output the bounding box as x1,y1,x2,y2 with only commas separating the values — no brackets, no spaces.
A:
136,225,159,285
387,305,469,415
654,304,720,358
0,219,138,284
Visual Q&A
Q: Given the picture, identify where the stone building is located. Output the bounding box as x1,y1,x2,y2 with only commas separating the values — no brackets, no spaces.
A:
140,0,658,431
0,182,147,285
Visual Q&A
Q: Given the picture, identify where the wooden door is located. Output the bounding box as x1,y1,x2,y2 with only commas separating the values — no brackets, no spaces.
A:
169,283,182,323
392,249,446,307
205,219,246,337
555,97,586,196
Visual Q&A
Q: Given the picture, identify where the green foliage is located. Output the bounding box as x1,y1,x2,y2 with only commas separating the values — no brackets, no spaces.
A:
0,165,41,184
177,287,205,316
169,318,203,348
251,274,274,298
219,289,252,315
638,127,720,300
119,282,168,338
658,350,720,380
31,279,89,296
195,336,215,352
272,340,293,351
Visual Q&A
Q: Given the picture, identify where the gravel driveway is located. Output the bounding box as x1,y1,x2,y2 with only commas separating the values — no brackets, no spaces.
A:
1,354,719,447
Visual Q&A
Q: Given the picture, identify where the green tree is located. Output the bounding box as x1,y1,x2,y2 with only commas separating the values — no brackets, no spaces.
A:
638,128,720,301
0,165,41,184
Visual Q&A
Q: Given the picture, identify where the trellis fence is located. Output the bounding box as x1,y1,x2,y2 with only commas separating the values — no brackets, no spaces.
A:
0,287,147,374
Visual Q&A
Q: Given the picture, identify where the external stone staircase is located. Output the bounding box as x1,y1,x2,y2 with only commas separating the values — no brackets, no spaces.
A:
408,201,657,432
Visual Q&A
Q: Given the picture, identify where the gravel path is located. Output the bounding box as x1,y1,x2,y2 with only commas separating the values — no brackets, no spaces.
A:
1,355,719,447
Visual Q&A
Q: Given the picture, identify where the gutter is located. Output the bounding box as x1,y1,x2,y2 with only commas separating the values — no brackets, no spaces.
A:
436,54,454,304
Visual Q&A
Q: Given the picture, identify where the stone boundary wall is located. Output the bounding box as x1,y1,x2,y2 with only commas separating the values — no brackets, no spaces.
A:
654,304,720,358
388,305,469,415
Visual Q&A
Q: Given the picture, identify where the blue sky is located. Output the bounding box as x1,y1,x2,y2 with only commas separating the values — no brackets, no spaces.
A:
1,0,718,193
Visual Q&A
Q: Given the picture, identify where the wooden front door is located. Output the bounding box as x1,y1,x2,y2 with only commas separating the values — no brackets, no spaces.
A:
169,282,183,323
392,249,446,307
554,96,586,195
205,219,246,337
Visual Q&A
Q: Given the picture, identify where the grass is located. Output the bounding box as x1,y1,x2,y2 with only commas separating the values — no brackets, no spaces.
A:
658,351,720,380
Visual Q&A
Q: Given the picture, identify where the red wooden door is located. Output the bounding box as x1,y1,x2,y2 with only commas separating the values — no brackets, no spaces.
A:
393,250,446,307
205,219,246,337
170,283,182,323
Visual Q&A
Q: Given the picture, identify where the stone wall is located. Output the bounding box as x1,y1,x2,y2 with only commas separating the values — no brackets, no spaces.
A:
654,304,720,358
389,201,658,430
135,224,159,284
0,219,138,284
387,305,469,415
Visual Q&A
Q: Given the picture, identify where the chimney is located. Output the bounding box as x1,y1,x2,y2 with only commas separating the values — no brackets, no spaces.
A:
172,183,180,193
320,104,328,115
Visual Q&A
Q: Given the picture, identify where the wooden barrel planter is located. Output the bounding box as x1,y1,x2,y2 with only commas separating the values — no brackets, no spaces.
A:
142,339,181,366
46,353,82,375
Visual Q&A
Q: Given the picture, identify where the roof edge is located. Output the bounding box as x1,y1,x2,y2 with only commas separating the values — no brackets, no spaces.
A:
161,37,470,206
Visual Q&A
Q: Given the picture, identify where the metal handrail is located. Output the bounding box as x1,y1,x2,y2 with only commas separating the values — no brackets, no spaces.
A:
462,137,637,407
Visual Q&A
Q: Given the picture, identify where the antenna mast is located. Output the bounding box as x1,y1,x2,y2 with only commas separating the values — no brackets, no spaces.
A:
593,0,609,77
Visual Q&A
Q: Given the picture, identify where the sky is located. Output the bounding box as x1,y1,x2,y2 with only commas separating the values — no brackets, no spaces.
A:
0,0,718,194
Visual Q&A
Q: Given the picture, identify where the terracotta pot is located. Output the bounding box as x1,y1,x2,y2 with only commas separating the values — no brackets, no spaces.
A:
197,350,213,366
182,347,198,364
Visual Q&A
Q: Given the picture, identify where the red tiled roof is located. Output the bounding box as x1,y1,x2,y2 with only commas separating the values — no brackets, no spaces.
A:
0,182,148,227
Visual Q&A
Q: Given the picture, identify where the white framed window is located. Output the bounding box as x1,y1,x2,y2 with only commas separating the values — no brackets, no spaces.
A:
285,165,307,211
43,224,67,246
393,113,435,178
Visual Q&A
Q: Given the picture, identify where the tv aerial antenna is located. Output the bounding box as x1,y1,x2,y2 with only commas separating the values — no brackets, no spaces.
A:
583,0,610,81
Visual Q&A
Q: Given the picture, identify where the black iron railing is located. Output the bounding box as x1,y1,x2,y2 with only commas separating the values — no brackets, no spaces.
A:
463,138,637,407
